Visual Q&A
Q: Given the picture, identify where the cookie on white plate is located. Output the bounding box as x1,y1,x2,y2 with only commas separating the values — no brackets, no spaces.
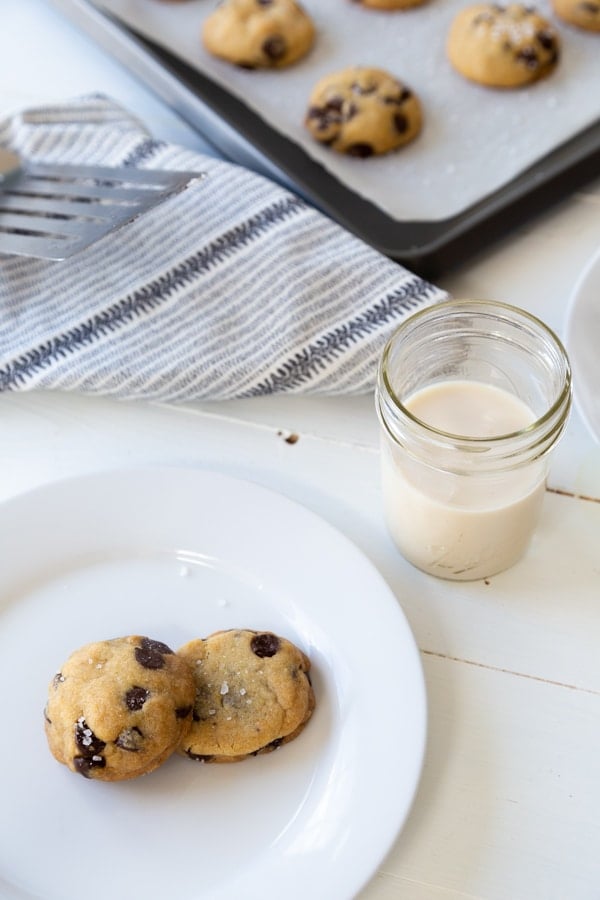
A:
178,629,315,762
44,635,195,780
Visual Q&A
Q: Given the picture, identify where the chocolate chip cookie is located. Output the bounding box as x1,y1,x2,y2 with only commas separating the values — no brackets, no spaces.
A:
44,636,195,781
202,0,315,69
178,629,315,763
552,0,600,29
447,4,560,88
305,66,422,157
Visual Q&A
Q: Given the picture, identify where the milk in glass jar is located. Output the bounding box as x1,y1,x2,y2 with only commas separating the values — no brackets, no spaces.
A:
375,300,571,581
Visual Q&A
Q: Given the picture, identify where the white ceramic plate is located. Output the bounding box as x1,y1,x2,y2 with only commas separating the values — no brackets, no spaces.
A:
0,467,426,900
564,245,600,444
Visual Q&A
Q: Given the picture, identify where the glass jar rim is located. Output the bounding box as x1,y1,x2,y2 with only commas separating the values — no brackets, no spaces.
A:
379,298,572,446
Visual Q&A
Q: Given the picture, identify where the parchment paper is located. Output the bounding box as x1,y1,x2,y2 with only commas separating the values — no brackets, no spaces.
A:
98,0,600,221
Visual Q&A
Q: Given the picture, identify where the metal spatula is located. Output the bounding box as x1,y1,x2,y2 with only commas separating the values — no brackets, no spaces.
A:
0,148,202,261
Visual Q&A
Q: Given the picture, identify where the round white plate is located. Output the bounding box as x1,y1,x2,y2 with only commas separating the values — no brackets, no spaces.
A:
564,244,600,444
0,467,426,900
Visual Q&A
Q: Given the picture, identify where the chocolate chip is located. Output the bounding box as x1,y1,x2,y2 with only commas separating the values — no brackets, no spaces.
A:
262,35,286,60
185,750,214,762
147,637,173,655
135,637,173,670
307,105,324,120
346,143,375,158
308,98,349,126
175,705,192,719
321,114,342,130
237,62,256,70
257,0,273,4
251,633,281,657
536,30,556,50
125,686,149,710
52,673,65,688
44,706,52,724
515,47,539,68
307,106,341,131
75,717,106,756
115,726,144,752
324,95,344,112
580,1,600,10
73,755,106,777
253,736,284,756
383,88,412,105
394,113,408,134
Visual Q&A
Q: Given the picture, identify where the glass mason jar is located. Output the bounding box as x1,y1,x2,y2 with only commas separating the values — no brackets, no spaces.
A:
375,299,572,581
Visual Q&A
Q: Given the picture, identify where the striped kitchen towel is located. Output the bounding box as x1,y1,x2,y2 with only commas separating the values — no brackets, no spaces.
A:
0,96,447,402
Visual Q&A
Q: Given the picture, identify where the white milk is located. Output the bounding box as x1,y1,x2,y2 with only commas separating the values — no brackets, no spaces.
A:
381,380,547,580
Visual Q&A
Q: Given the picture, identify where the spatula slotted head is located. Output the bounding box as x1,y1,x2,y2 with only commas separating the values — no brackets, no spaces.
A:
0,162,201,261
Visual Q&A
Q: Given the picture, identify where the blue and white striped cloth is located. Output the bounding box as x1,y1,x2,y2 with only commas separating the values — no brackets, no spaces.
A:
0,97,447,402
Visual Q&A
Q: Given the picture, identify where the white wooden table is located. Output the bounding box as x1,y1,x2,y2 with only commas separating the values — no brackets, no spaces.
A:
2,3,600,898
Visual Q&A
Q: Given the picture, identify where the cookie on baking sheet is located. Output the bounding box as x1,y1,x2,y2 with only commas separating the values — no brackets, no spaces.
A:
44,636,195,781
305,66,422,157
202,0,315,69
447,4,560,88
351,0,427,9
178,629,315,763
551,0,600,29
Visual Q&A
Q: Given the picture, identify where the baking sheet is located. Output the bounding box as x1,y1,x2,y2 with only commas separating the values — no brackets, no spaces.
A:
96,0,600,222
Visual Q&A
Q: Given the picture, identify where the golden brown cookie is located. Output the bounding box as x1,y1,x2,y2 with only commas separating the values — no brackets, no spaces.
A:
447,4,560,88
305,66,422,157
202,0,315,69
178,629,315,762
551,0,600,29
44,636,195,781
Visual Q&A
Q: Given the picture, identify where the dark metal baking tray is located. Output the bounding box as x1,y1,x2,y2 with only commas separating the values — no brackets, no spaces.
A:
52,0,600,278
